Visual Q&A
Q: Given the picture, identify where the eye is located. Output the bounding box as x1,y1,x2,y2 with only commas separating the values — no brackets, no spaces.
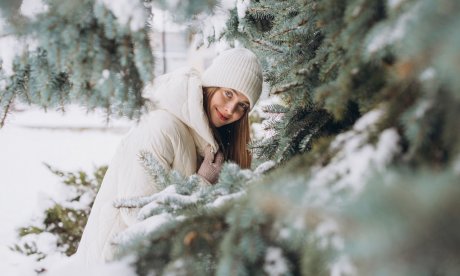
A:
224,90,233,98
239,102,249,111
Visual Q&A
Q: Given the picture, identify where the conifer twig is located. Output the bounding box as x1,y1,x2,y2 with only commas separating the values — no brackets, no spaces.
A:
0,94,15,128
252,39,283,53
270,82,303,95
268,19,308,39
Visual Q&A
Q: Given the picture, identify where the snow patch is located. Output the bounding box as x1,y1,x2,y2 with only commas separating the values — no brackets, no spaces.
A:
0,16,5,32
254,160,276,175
0,107,127,273
46,253,137,276
221,0,236,10
237,0,251,19
366,3,419,54
0,35,24,75
102,69,110,79
0,77,6,90
263,247,289,276
307,109,400,205
373,129,400,169
454,156,460,175
21,232,59,255
190,0,243,49
413,99,432,119
113,213,176,245
96,0,146,31
197,7,231,47
136,186,200,220
251,95,284,141
330,255,356,276
207,190,246,208
352,108,383,132
292,216,305,230
163,258,186,276
419,67,436,81
20,0,48,19
98,69,111,85
7,104,133,129
316,219,344,250
279,227,290,239
149,7,185,33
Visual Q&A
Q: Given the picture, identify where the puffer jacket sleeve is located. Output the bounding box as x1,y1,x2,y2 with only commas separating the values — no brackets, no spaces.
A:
116,111,176,226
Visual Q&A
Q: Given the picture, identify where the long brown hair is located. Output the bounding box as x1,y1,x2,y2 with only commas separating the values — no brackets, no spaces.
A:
203,87,252,169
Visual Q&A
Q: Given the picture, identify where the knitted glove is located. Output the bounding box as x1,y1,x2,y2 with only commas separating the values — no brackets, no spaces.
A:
197,145,224,184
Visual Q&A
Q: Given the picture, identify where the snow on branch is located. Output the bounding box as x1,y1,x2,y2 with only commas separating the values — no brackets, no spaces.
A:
96,0,146,31
111,155,272,250
305,108,401,205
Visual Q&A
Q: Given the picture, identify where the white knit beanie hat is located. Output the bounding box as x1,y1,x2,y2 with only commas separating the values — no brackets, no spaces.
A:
202,48,263,109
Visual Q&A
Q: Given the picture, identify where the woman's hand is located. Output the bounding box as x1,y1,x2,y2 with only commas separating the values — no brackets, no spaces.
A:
197,145,224,184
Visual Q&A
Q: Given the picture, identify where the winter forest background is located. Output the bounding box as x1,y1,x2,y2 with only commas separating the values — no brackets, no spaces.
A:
1,0,459,275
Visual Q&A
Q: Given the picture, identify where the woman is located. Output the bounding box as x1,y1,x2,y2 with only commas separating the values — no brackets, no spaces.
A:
75,48,263,265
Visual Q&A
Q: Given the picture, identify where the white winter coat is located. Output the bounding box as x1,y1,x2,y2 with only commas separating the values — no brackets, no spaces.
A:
75,67,218,265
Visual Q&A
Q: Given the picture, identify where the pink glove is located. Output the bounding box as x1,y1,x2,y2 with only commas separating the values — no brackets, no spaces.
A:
197,146,224,184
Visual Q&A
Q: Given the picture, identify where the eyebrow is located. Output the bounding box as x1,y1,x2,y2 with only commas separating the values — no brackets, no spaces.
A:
228,88,250,105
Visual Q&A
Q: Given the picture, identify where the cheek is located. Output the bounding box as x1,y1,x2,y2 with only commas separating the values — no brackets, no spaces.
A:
209,107,222,127
210,93,224,107
231,112,244,123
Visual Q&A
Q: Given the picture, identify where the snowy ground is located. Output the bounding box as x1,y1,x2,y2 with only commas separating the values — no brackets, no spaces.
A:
0,105,133,275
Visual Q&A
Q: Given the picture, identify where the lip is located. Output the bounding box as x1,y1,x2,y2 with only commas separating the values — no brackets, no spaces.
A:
216,108,229,121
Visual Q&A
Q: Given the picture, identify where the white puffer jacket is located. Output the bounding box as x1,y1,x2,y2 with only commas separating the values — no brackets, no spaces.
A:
75,67,218,265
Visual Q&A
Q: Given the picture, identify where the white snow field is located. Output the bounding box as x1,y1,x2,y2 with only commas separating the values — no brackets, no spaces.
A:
0,105,133,275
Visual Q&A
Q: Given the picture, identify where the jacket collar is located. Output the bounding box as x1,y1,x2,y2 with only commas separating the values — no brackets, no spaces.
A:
142,67,219,155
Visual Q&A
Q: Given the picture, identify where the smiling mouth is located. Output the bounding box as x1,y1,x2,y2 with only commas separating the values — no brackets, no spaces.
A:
216,109,229,121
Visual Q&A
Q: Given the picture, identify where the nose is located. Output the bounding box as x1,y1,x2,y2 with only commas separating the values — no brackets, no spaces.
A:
224,101,238,115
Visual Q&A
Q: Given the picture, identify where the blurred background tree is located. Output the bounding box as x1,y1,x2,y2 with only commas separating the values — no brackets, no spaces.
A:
0,0,154,126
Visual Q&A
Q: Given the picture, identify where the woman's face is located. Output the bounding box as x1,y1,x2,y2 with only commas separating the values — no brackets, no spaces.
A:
209,87,250,128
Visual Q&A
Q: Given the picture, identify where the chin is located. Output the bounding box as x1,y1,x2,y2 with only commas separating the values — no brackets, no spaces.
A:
211,116,221,128
211,111,222,127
